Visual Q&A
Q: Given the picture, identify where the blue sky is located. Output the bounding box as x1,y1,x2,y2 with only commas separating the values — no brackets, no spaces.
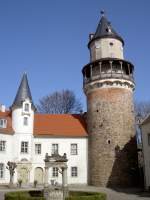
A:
0,0,150,110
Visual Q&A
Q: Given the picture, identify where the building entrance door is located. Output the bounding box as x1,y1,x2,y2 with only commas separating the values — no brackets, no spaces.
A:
34,167,43,184
18,168,28,184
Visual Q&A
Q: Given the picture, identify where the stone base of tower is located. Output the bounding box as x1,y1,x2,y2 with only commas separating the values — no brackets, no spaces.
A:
88,136,138,187
87,88,138,187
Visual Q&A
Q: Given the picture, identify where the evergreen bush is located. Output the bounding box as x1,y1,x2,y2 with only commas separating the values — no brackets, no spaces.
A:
5,191,45,200
66,191,106,200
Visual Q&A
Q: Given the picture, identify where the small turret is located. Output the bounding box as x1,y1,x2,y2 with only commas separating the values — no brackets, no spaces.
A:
88,11,124,61
11,73,35,134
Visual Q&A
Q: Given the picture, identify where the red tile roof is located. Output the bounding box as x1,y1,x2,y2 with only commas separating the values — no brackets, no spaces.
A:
0,111,87,137
0,111,14,134
34,114,87,137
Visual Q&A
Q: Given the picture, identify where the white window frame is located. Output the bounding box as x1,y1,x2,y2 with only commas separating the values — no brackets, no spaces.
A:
35,143,41,154
0,141,6,152
52,144,59,155
71,144,78,155
0,163,4,179
52,167,58,177
0,119,7,128
21,141,28,153
71,167,78,177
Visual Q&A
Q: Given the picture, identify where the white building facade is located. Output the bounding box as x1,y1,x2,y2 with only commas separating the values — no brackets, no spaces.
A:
0,73,88,185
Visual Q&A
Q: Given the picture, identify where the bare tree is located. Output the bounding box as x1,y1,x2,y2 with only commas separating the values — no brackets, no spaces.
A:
37,90,82,114
135,101,150,119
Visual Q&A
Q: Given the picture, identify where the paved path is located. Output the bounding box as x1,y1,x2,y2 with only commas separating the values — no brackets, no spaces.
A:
0,185,150,200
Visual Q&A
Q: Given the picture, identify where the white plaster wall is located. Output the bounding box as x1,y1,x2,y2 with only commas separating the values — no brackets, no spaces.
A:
0,133,88,185
0,133,13,184
141,122,150,189
12,107,34,134
90,38,123,61
32,137,88,185
12,133,33,162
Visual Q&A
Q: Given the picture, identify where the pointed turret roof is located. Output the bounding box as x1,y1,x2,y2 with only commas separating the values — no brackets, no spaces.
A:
88,11,124,47
12,73,35,109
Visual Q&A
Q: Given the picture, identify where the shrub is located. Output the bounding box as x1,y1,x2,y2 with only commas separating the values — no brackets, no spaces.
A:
5,191,45,200
34,180,38,188
18,179,22,188
66,191,106,200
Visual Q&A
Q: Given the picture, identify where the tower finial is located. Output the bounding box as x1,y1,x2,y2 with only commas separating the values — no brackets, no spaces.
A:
101,10,105,17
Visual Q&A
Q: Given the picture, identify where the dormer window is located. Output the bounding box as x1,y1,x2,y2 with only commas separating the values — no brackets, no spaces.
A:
24,103,29,112
0,119,7,128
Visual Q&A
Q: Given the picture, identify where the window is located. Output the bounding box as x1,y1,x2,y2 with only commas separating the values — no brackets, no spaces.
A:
0,141,6,152
35,144,41,154
148,134,150,145
71,167,78,177
21,142,28,153
0,163,4,178
52,167,58,177
24,103,29,112
23,117,28,126
109,42,113,46
0,119,7,128
71,144,78,155
52,144,58,155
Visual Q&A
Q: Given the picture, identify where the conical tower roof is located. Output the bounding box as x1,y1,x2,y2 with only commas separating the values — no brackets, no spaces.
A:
88,11,124,47
12,73,35,109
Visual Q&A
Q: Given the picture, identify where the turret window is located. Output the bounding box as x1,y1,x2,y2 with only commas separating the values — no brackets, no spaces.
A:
24,103,29,112
23,117,28,126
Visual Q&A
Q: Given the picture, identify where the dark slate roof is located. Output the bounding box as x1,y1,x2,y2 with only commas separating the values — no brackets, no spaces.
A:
12,73,35,109
88,13,124,47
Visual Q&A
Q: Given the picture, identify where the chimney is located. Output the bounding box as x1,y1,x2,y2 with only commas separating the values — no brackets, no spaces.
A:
0,104,6,112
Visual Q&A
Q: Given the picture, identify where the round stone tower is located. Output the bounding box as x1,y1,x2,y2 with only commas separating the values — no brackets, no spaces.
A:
82,12,135,187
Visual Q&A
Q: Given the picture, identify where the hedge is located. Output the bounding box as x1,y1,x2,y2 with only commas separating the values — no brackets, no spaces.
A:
5,191,45,200
66,191,106,200
5,190,106,200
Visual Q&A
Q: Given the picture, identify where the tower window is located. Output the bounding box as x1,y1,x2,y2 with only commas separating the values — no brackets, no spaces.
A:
24,103,29,112
107,140,111,144
23,117,28,126
109,42,113,46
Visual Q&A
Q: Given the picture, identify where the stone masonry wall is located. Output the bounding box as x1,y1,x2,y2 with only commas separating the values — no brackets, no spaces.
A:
87,87,136,187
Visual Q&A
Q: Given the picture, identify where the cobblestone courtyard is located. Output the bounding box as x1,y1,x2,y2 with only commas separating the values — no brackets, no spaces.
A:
0,185,150,200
